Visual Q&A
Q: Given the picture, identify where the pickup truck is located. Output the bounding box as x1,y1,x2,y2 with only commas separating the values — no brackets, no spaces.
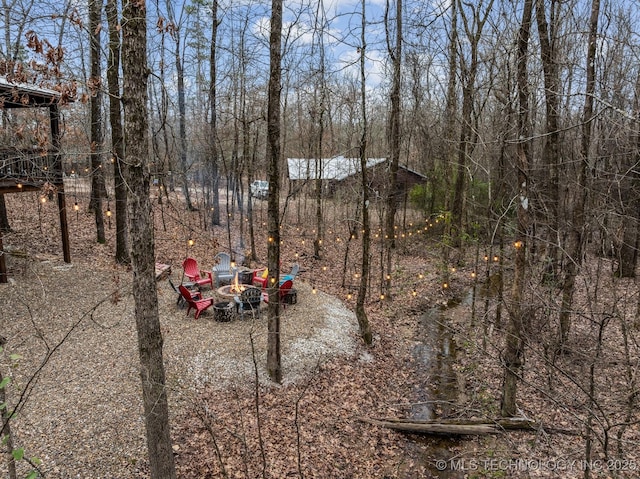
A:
250,180,269,199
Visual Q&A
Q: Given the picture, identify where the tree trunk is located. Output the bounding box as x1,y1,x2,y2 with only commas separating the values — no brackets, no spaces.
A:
384,0,402,297
559,0,599,346
208,0,221,226
106,0,130,264
450,0,493,247
356,0,372,346
0,194,10,232
615,70,640,278
89,0,106,244
266,0,283,383
534,0,561,283
501,0,533,418
121,0,177,476
175,32,194,211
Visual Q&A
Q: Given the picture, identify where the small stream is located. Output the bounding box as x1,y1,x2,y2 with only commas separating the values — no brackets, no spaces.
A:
407,292,475,478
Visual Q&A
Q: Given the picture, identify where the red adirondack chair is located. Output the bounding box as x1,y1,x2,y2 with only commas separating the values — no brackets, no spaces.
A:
182,257,213,289
262,279,293,309
179,285,214,319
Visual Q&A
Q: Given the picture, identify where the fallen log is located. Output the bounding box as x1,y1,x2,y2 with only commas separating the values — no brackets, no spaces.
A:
361,417,537,436
361,417,579,436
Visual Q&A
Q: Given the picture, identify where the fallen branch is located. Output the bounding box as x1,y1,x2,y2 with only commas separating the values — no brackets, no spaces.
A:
360,416,578,436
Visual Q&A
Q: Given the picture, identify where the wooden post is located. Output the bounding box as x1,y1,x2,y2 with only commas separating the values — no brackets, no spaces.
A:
0,229,6,283
50,104,71,263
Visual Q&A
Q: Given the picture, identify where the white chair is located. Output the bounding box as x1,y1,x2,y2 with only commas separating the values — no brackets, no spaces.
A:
212,252,235,286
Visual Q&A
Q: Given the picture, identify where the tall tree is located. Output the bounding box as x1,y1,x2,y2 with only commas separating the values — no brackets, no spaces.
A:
615,69,640,278
559,0,600,346
106,0,130,264
356,0,373,346
166,1,195,211
501,0,533,418
450,0,494,247
121,0,177,476
89,0,106,244
384,0,402,297
534,0,561,282
208,0,221,226
266,0,283,383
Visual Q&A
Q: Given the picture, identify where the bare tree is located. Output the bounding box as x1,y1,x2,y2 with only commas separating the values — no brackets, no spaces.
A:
558,0,599,347
384,0,402,297
208,0,221,227
266,0,283,383
106,0,130,264
356,0,372,346
534,0,561,282
450,0,494,247
121,0,177,476
88,0,106,244
501,0,533,418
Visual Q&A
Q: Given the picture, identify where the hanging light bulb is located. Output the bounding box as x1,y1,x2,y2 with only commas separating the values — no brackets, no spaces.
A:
73,201,79,211
188,238,194,247
106,207,112,217
312,285,317,294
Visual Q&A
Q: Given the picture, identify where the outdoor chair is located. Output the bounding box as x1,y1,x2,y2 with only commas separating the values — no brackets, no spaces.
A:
182,257,213,289
281,263,300,282
262,279,294,309
252,267,269,289
212,252,236,286
168,278,197,308
179,285,215,319
234,286,263,320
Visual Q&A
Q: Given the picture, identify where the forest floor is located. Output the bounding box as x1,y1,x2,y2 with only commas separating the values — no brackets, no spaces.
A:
1,186,639,478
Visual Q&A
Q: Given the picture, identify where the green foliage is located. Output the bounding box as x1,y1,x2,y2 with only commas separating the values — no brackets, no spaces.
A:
0,376,10,389
408,178,447,215
12,447,24,461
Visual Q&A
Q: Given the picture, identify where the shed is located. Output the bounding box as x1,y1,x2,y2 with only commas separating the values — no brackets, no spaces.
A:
287,156,427,201
0,77,71,282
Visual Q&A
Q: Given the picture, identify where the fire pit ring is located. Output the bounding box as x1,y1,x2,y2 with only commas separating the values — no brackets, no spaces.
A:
213,301,235,322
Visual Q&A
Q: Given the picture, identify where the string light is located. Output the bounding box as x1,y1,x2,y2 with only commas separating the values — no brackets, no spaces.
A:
412,290,417,297
16,183,22,189
418,273,424,279
312,285,317,294
73,201,79,211
106,207,112,217
514,240,523,249
188,238,194,246
40,196,47,204
443,282,449,289
386,274,391,281
493,256,499,262
471,272,476,278
484,255,489,261
451,267,456,273
347,292,352,300
380,294,385,300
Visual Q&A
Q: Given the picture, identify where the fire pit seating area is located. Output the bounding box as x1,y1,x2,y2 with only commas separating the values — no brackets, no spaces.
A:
178,258,300,320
